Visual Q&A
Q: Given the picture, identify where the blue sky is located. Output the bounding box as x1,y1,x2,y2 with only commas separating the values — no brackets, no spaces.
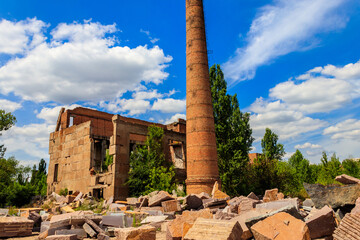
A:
1,0,360,165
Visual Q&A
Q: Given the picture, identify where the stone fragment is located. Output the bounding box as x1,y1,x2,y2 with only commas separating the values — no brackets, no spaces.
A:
105,196,114,207
29,211,41,226
139,196,149,208
303,199,314,208
73,192,83,202
39,230,48,240
55,229,87,239
251,212,310,240
161,200,181,212
140,207,164,215
109,203,127,212
256,198,299,211
102,215,125,228
211,181,219,197
141,215,168,224
41,221,50,233
333,213,360,240
148,191,174,207
70,215,103,226
97,233,110,240
185,194,203,210
196,192,210,200
85,218,105,234
264,188,278,202
245,205,303,229
277,192,285,200
351,197,360,215
213,189,230,201
214,210,238,220
335,174,360,185
114,225,156,240
0,216,34,238
304,183,360,209
183,218,243,240
202,198,227,209
61,206,75,213
126,198,139,205
231,208,271,240
46,234,77,240
66,195,76,204
236,197,260,214
247,192,259,201
166,209,213,240
305,206,336,239
0,208,9,216
83,223,97,238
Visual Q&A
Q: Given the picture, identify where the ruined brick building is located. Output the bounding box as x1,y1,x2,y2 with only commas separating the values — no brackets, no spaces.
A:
47,107,186,200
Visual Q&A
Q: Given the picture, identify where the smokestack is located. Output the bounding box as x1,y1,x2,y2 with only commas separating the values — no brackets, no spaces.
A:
186,0,219,194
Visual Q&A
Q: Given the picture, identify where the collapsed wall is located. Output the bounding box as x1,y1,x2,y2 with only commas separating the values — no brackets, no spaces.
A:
47,107,186,200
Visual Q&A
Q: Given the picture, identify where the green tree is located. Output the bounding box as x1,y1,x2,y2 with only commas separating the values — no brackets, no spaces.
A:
288,150,313,184
342,159,360,178
261,128,285,160
209,64,254,196
30,159,48,196
127,126,176,196
0,110,16,157
317,152,343,185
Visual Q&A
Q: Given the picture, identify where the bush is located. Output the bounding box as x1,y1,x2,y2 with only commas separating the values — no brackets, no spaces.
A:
59,188,68,196
127,125,176,196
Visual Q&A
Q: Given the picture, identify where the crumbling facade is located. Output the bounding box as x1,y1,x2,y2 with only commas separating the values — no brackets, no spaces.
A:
47,107,186,200
185,0,219,194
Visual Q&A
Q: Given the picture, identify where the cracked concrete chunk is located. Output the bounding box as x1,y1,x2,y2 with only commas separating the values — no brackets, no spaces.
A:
183,218,243,240
251,212,310,240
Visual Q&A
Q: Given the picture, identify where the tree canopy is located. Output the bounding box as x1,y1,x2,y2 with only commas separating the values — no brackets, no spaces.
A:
210,64,254,196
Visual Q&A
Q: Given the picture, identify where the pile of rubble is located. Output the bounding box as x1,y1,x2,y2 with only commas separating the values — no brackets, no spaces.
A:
0,173,359,240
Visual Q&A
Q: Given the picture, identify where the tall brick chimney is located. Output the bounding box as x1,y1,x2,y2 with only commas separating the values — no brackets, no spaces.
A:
186,0,219,194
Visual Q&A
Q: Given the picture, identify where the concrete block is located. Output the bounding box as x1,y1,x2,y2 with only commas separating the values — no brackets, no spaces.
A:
55,229,87,239
305,206,336,239
183,218,243,240
251,212,310,240
102,215,125,228
161,200,181,212
46,234,77,240
256,198,299,211
264,188,278,202
141,215,168,224
167,209,213,240
185,194,203,210
114,225,156,240
148,191,173,207
83,223,96,238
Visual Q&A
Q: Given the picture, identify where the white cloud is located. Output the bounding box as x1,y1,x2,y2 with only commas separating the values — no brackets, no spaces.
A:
269,60,360,114
249,98,327,140
0,99,22,112
140,29,160,44
2,123,53,159
223,0,347,83
152,98,186,113
0,20,172,104
164,113,186,124
100,98,151,116
132,89,164,100
295,142,322,149
36,104,80,125
323,119,360,141
270,77,353,113
0,18,47,54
